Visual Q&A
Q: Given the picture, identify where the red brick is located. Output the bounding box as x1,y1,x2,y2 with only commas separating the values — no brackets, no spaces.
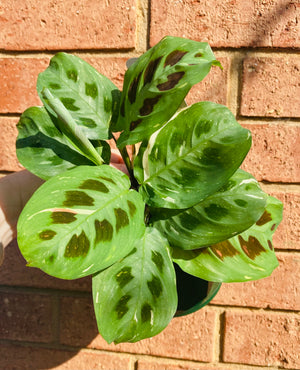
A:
269,190,300,250
0,58,48,113
137,360,215,370
0,343,132,370
241,57,300,118
211,252,300,311
223,310,300,369
0,117,20,172
60,296,217,362
0,291,54,342
150,0,300,48
0,56,128,114
0,0,136,51
186,57,229,106
241,123,300,183
0,240,92,292
85,57,128,90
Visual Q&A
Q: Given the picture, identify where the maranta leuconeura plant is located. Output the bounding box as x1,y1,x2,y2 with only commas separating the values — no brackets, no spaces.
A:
16,36,283,344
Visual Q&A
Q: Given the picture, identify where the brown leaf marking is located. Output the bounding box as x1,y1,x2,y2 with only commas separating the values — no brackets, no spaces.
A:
238,235,265,260
209,240,240,261
164,50,188,67
256,210,272,226
157,72,185,91
139,96,161,116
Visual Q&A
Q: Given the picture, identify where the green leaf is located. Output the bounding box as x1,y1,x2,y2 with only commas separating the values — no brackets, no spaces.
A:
37,52,121,140
16,106,95,180
41,88,104,166
172,196,283,282
152,169,267,249
17,165,146,279
116,36,221,146
92,227,177,343
134,102,252,209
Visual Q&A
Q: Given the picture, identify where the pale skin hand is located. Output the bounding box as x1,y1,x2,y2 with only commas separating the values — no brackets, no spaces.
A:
0,150,126,265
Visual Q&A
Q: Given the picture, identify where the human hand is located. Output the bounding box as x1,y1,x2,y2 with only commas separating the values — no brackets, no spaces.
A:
0,149,126,264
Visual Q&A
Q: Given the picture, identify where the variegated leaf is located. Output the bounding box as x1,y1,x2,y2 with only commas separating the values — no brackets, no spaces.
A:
92,227,177,343
134,102,252,209
17,165,146,279
115,36,221,146
16,106,110,180
172,196,283,282
152,169,267,249
37,52,120,140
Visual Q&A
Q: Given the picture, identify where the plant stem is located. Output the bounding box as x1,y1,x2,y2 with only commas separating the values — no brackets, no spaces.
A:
112,135,139,190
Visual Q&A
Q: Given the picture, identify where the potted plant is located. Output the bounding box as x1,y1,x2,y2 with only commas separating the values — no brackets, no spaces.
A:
16,36,283,344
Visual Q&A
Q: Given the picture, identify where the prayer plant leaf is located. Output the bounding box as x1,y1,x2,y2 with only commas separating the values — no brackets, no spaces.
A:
115,36,221,146
17,165,146,280
134,102,252,209
16,106,95,180
92,227,177,344
172,196,283,282
152,169,267,250
37,52,121,140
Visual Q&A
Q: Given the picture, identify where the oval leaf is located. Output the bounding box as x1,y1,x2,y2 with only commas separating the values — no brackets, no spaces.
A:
92,228,177,343
172,196,283,282
116,36,221,146
16,106,110,180
37,52,121,140
135,102,252,209
17,165,146,279
153,169,267,249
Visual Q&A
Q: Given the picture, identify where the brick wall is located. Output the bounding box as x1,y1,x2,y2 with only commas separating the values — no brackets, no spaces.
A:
0,1,299,369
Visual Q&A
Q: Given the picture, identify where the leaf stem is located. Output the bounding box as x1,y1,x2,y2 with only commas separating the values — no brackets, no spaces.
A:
112,135,139,190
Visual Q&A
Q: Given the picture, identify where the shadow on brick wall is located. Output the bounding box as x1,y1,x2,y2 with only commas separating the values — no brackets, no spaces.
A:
0,240,98,369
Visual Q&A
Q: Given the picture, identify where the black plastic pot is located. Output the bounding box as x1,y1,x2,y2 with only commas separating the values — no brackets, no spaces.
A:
174,263,221,317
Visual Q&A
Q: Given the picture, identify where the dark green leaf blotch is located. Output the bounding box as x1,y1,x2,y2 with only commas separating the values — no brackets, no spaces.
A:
63,190,94,207
115,266,134,289
141,303,153,323
115,295,131,320
95,219,113,243
151,250,164,273
80,179,109,193
115,208,129,232
147,275,163,299
64,231,90,258
127,200,137,217
85,83,98,99
39,229,57,240
66,69,78,82
204,204,229,221
51,211,77,224
60,97,80,111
